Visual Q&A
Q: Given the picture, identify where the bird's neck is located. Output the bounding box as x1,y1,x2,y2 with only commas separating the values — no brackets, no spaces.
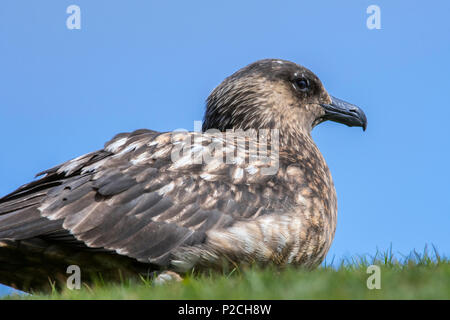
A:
276,125,317,161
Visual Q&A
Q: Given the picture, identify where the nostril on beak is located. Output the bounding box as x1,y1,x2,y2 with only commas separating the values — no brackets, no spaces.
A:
348,108,360,115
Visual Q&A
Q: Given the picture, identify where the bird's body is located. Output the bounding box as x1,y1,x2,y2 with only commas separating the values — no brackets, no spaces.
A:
0,59,366,292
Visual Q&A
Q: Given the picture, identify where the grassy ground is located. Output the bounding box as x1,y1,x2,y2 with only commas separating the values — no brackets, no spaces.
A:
4,247,450,299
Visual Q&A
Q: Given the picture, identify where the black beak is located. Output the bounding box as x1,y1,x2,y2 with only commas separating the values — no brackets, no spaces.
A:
320,96,367,131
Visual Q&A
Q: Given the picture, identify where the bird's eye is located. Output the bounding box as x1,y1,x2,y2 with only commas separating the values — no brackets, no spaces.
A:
294,78,310,92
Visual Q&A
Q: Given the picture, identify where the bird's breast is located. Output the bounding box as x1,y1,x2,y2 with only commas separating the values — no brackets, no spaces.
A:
204,197,336,268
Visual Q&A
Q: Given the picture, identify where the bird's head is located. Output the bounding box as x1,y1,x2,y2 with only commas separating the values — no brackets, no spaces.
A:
203,59,367,136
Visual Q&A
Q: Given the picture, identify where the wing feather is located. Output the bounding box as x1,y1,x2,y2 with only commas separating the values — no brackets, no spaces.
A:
0,129,290,266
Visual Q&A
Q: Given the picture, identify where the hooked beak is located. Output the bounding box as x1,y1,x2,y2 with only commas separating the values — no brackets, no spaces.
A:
320,96,367,131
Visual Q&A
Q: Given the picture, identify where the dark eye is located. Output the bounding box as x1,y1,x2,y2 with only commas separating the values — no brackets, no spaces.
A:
294,78,310,92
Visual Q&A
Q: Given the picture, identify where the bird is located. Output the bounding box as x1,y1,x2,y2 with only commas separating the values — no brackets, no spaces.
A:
0,59,367,292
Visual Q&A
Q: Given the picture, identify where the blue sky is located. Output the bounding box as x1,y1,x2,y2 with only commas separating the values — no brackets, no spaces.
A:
0,1,449,296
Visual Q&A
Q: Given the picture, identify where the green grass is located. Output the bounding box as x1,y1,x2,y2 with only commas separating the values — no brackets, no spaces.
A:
4,247,450,299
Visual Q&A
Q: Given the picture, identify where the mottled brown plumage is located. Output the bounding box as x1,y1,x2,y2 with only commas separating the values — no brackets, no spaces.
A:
0,59,367,292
